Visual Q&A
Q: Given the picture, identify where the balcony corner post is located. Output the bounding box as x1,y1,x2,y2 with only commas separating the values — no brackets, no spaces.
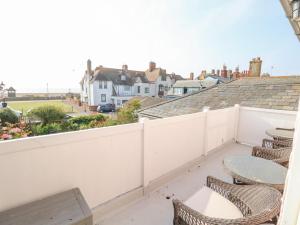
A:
202,107,210,156
234,104,240,143
139,117,149,194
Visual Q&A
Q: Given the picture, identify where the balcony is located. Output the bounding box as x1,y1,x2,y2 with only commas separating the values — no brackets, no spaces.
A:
0,105,297,224
96,142,251,225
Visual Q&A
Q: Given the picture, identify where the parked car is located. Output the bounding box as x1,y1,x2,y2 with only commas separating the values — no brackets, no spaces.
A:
97,103,116,113
0,102,7,109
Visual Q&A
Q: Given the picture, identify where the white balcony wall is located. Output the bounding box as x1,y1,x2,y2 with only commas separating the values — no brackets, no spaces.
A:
143,113,206,186
237,107,297,146
143,107,237,186
0,105,296,214
206,107,237,153
0,124,143,212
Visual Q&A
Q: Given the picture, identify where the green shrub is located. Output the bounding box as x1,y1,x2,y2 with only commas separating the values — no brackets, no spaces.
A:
31,123,62,135
69,114,106,125
0,108,19,125
102,118,121,127
117,100,141,124
61,121,80,131
28,105,65,125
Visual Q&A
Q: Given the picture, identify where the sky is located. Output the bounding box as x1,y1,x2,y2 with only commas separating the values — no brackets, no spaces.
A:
0,0,300,93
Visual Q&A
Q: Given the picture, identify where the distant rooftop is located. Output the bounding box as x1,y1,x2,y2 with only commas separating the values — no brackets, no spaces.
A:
139,76,300,118
126,96,166,109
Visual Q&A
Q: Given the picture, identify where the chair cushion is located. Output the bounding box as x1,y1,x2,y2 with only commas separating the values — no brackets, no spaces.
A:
184,186,243,219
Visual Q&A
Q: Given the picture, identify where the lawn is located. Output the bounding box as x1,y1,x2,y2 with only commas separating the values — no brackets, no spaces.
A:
7,100,77,115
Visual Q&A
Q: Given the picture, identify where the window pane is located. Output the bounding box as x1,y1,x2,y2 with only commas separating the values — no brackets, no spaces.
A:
101,94,106,102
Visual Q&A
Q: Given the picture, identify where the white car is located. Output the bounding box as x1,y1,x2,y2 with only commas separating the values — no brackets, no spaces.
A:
0,102,22,117
0,102,7,109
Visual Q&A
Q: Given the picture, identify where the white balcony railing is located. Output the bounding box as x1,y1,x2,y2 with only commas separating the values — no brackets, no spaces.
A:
0,106,297,215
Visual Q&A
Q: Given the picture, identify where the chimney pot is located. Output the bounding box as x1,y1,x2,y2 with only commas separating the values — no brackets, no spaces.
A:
87,59,92,75
190,72,194,80
149,61,156,72
122,64,128,72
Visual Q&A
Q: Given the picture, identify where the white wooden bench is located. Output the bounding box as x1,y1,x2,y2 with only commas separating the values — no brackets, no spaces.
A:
0,188,93,225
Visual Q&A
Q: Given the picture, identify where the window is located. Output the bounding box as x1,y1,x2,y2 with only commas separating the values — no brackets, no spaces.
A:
117,99,121,105
145,87,150,93
121,75,126,81
137,86,141,94
99,81,103,89
161,75,166,81
104,81,107,89
159,84,164,92
85,87,88,94
165,86,169,91
174,88,183,95
101,94,106,102
124,85,130,91
122,100,128,104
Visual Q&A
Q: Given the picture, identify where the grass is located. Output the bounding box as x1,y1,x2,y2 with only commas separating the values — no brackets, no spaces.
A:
7,100,77,115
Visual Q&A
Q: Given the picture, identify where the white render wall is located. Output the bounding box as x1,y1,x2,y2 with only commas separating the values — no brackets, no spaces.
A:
92,81,114,105
155,76,173,96
0,106,297,213
278,103,300,225
0,124,144,212
237,107,297,146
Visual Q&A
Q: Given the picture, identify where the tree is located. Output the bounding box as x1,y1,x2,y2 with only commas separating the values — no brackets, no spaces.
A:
28,105,66,125
117,100,141,124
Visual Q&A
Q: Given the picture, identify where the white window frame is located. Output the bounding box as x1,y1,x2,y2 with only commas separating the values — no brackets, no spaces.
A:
101,94,106,102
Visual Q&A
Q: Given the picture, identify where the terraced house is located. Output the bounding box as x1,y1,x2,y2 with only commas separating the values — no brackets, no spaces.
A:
80,60,183,109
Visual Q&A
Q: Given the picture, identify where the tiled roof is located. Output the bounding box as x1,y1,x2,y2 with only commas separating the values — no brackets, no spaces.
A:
139,77,300,118
145,68,166,82
92,67,148,86
126,96,166,109
173,80,203,88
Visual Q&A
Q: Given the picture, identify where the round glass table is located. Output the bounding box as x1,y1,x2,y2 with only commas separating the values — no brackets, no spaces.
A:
223,155,287,191
265,128,294,140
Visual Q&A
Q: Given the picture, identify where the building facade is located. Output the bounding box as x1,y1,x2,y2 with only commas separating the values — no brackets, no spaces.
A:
80,60,183,109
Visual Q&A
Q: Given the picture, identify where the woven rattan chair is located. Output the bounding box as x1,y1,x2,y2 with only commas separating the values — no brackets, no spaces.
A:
273,127,294,143
173,176,281,225
262,138,292,149
252,146,291,167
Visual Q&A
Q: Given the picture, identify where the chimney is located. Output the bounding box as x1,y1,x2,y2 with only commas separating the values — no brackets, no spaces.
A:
190,72,194,80
235,66,239,73
122,64,128,72
199,70,206,80
221,64,227,78
248,57,262,77
149,61,156,72
228,70,232,79
87,59,92,75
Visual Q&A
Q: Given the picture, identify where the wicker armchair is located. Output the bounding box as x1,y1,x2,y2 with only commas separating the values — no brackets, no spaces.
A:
252,146,291,167
173,176,281,225
262,138,292,149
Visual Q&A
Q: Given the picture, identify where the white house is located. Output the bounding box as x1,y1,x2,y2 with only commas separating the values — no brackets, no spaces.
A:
80,60,183,109
167,77,218,97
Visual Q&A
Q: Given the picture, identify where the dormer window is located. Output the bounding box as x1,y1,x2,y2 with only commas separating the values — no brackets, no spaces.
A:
121,75,126,81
